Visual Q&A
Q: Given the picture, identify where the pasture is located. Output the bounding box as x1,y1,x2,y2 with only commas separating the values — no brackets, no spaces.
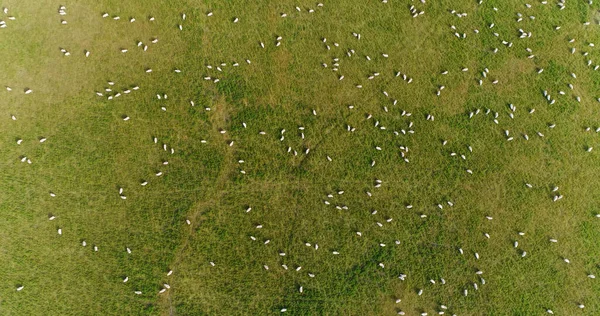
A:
1,0,600,315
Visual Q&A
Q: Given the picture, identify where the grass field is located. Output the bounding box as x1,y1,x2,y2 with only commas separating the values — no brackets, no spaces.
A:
1,0,600,315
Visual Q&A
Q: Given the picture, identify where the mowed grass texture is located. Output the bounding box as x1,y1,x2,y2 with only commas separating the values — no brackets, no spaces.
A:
1,0,600,315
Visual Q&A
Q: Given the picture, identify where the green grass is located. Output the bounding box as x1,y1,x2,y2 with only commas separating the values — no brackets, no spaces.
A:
1,0,600,315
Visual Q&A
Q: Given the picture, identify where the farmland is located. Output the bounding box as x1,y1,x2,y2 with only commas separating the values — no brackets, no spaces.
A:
1,0,600,315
